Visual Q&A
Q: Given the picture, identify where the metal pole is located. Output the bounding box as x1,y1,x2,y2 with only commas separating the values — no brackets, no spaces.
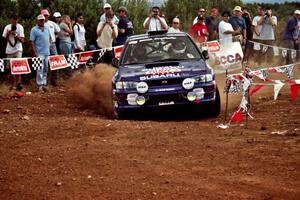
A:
224,68,229,122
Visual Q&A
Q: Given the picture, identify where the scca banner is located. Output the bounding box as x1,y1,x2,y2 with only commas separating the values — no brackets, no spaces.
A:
49,55,69,70
114,45,124,60
10,58,31,75
208,41,244,73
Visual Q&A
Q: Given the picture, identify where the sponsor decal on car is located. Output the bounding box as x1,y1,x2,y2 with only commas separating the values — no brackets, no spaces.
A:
140,66,184,80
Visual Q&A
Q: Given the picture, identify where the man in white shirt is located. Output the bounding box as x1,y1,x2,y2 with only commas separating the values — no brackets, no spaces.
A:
2,13,25,88
41,9,61,86
252,6,277,63
143,6,168,32
96,11,118,64
218,11,240,45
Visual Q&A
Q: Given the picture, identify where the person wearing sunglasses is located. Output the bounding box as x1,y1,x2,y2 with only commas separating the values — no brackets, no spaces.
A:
143,6,168,32
168,17,181,33
193,8,206,25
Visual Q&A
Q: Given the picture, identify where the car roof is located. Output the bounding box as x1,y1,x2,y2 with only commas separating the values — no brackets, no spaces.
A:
127,31,189,42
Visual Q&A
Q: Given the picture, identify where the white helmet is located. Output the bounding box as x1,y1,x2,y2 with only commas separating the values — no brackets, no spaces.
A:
171,41,186,54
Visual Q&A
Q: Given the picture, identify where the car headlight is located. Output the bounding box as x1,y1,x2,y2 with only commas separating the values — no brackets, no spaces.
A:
115,81,138,89
193,74,213,83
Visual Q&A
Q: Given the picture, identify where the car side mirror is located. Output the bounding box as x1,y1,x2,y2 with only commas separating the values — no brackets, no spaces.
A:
112,58,119,68
202,50,209,60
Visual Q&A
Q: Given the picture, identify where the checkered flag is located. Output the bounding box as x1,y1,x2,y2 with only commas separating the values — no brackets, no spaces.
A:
285,65,294,79
0,59,4,72
224,79,241,94
261,69,269,80
67,54,79,69
32,57,43,70
98,49,106,58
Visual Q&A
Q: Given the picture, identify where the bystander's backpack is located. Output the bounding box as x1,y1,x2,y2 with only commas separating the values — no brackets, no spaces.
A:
71,23,81,41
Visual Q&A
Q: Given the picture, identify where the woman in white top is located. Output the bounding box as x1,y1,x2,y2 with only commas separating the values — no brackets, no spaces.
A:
218,11,240,45
73,13,86,52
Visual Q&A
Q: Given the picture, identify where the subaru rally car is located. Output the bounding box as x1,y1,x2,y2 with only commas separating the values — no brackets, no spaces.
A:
112,30,220,118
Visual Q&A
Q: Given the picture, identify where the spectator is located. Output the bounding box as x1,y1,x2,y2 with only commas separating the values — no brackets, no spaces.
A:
242,7,253,63
53,12,61,55
2,13,25,89
30,14,51,92
193,8,206,25
190,16,209,44
218,11,240,45
42,9,60,86
205,8,219,41
229,6,247,46
53,12,62,25
252,6,277,64
115,6,134,46
284,10,300,64
100,3,119,24
143,6,168,32
96,11,118,64
168,17,181,33
58,15,73,56
73,13,86,52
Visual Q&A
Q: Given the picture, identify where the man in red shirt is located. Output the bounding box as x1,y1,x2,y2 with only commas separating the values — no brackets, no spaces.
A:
190,16,209,44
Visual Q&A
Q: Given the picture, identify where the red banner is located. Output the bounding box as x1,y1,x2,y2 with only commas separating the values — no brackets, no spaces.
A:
49,55,69,71
10,58,31,75
79,52,93,64
207,41,220,53
114,45,124,60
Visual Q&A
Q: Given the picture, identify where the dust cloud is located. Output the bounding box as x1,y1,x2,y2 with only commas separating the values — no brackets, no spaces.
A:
69,64,116,117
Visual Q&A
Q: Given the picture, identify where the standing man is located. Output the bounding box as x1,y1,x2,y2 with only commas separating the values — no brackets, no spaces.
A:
115,6,133,46
2,13,25,89
41,9,60,86
205,8,219,41
193,8,206,25
143,6,168,32
100,3,119,24
253,6,277,64
96,11,118,64
190,16,209,44
168,17,181,33
229,6,247,46
284,10,300,64
30,14,51,92
242,7,252,63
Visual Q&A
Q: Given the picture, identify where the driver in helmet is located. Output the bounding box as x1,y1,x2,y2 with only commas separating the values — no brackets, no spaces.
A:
169,40,188,58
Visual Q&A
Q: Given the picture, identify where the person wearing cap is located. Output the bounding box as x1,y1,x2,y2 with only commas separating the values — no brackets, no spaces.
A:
143,6,168,32
115,6,133,46
96,11,118,64
30,14,51,92
241,7,252,63
218,11,241,45
229,6,247,46
168,17,181,33
205,8,219,41
284,10,300,64
190,16,209,44
53,12,62,25
100,3,119,24
193,8,206,25
41,9,61,86
2,13,25,89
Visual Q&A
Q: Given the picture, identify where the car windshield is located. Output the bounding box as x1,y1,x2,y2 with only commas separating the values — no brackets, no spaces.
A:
121,36,202,66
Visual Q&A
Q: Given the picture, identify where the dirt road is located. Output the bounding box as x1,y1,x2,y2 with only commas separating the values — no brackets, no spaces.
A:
0,67,299,199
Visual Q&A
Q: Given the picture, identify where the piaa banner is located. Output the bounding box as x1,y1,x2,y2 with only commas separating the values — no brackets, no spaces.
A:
10,58,31,75
79,52,93,64
49,55,69,70
208,41,244,74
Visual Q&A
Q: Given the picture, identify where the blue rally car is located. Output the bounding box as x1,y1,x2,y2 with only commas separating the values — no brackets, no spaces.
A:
112,30,220,118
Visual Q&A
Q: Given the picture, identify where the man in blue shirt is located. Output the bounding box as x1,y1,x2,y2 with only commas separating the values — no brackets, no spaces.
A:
30,14,51,92
284,10,300,64
115,6,134,46
229,6,246,46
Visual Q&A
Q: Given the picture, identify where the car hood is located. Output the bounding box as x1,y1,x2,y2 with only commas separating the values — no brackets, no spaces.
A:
116,59,211,81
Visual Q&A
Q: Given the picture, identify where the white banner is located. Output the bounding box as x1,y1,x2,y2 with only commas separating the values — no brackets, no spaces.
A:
207,41,244,74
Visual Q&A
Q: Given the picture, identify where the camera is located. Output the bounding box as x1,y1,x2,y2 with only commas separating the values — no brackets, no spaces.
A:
11,25,17,31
